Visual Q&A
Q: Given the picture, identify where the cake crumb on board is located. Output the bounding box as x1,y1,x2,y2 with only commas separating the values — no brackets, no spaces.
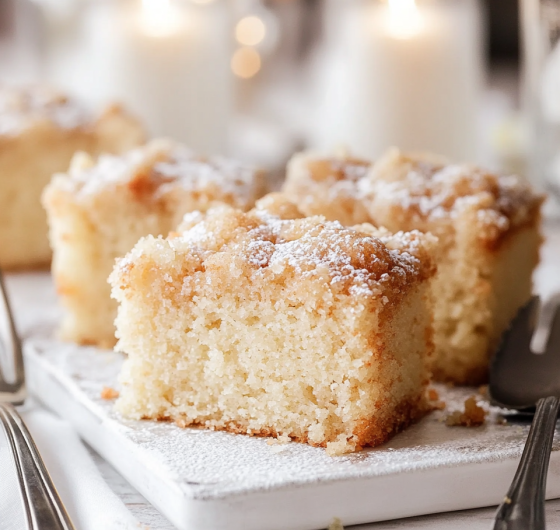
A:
446,396,486,427
428,388,439,401
427,387,446,410
328,517,344,530
101,386,120,400
267,434,291,445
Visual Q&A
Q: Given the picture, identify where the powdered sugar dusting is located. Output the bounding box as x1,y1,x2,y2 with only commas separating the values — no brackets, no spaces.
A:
0,85,89,135
169,205,433,299
294,149,542,238
60,139,262,206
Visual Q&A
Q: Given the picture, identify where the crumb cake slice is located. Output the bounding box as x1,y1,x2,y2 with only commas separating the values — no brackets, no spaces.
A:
0,85,144,269
284,149,544,384
111,194,437,455
43,139,266,347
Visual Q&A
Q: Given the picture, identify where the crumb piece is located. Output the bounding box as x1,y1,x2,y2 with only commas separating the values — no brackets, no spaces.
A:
445,396,486,427
427,388,445,410
428,388,439,401
328,517,344,530
101,386,119,400
496,416,508,425
478,385,489,398
267,434,291,445
175,417,189,428
325,435,360,456
267,435,292,453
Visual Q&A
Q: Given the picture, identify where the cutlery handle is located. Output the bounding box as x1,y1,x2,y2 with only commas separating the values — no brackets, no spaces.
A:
0,269,25,403
494,396,560,530
0,403,75,530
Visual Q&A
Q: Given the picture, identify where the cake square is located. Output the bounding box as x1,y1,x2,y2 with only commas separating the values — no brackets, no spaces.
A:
43,139,266,347
283,148,544,384
0,85,144,269
110,194,437,455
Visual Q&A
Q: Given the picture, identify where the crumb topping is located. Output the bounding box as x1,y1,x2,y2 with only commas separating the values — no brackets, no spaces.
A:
121,195,437,300
58,139,263,208
299,148,543,246
307,157,370,183
0,85,89,135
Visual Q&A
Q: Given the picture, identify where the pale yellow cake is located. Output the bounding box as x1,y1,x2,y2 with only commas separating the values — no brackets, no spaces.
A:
111,193,437,455
0,85,144,269
43,139,266,347
283,149,544,384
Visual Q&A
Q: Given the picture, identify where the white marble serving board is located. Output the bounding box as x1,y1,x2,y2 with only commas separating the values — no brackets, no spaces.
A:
24,339,560,530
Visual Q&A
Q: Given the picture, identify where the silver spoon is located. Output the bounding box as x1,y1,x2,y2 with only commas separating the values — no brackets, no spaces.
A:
490,296,560,530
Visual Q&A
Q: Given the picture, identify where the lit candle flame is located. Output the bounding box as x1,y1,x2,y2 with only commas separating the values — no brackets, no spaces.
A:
140,0,182,37
387,0,423,39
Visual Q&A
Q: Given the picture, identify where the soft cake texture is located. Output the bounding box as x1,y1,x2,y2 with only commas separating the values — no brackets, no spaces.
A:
43,139,266,347
0,85,144,269
111,194,436,455
283,148,544,384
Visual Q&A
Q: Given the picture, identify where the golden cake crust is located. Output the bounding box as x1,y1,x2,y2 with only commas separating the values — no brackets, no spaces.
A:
161,391,428,453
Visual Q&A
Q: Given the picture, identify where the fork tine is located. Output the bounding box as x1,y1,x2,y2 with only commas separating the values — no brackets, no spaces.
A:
0,268,25,402
545,302,560,356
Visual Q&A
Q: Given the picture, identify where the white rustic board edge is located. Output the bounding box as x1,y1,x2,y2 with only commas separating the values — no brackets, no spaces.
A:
24,339,560,530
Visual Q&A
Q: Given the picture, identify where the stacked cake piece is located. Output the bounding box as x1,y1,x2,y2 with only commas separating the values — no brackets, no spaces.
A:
284,148,543,384
111,194,437,455
43,139,266,346
0,85,144,269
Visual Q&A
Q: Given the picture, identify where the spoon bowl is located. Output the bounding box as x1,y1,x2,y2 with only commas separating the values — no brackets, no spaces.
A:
489,296,560,530
490,296,560,411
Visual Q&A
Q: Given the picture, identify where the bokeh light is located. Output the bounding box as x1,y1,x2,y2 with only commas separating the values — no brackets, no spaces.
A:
235,16,267,47
231,47,262,79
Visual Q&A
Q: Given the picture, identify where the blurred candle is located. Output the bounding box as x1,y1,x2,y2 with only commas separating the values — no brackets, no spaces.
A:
45,0,232,154
313,0,484,161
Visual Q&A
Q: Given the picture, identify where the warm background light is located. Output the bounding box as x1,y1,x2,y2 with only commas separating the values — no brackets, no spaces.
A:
139,0,182,37
231,47,262,79
387,0,423,39
235,15,267,46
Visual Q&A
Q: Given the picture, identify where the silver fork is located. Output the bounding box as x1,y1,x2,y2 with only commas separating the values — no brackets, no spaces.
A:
0,269,75,530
